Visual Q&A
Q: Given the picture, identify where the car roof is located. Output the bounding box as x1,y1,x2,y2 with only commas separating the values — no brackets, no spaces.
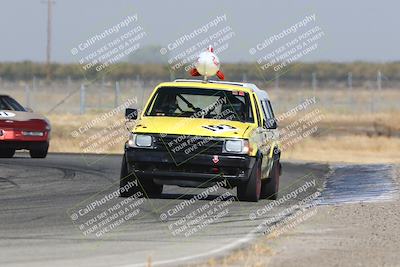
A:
156,79,270,100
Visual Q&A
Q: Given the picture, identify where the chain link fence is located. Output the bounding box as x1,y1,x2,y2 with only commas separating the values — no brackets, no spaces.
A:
0,76,398,115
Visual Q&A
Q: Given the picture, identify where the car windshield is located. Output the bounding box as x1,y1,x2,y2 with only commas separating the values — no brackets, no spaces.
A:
0,96,26,111
145,87,254,123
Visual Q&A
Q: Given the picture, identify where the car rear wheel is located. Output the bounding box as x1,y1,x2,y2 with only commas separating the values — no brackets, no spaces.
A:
119,154,163,198
260,160,280,200
237,158,261,202
29,142,49,158
0,149,15,158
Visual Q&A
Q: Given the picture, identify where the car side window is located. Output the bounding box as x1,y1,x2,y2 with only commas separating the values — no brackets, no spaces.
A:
266,100,277,127
252,95,262,126
261,100,271,120
266,100,276,119
261,99,277,128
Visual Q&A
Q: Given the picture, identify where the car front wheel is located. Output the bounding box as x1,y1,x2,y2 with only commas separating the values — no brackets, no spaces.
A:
237,158,262,202
119,153,163,198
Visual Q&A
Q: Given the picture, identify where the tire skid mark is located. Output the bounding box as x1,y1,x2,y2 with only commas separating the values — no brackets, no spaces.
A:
0,177,19,190
53,167,76,180
320,164,398,205
0,162,112,183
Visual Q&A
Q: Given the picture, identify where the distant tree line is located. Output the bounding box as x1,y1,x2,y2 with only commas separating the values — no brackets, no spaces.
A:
1,61,400,84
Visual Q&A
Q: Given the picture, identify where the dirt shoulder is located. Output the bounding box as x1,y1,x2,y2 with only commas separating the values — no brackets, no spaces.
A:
266,200,400,267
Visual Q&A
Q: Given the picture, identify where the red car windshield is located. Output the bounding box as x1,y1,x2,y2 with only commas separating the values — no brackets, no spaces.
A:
0,96,26,111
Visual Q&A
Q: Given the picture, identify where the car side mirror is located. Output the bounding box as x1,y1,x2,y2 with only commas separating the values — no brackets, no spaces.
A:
264,118,277,129
25,107,33,112
125,108,138,120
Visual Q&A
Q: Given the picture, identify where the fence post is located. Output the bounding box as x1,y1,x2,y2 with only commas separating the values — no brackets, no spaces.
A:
376,70,382,111
32,76,37,91
115,81,120,108
31,76,37,109
275,72,279,91
312,72,317,95
25,84,31,108
80,83,86,114
137,75,145,109
99,76,105,109
347,72,352,90
377,70,382,91
348,72,353,110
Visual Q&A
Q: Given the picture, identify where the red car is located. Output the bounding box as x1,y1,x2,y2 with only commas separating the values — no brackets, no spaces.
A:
0,95,50,158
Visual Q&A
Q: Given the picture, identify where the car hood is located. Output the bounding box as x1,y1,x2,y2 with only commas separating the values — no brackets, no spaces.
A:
0,110,49,130
133,116,254,138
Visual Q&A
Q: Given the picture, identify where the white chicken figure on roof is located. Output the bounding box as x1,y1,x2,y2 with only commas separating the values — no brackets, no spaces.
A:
189,45,225,80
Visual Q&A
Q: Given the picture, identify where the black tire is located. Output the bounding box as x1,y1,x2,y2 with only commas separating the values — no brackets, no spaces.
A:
119,154,163,198
0,149,15,158
140,178,163,198
237,158,262,202
119,155,138,197
260,160,280,200
29,142,48,158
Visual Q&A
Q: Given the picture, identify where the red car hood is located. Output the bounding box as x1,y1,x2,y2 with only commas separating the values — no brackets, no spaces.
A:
0,110,49,131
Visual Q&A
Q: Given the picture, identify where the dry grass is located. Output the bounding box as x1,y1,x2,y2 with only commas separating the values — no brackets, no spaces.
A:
283,135,400,163
47,113,127,154
279,111,400,163
313,112,399,134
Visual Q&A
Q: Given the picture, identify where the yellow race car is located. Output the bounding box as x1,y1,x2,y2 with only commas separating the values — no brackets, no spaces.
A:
120,79,281,202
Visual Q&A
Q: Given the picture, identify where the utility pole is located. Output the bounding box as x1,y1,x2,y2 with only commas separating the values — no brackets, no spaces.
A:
43,0,55,81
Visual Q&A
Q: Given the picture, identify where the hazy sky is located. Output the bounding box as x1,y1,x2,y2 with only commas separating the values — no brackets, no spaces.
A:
0,0,398,63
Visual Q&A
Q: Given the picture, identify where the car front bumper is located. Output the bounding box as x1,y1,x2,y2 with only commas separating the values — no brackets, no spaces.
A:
125,148,256,187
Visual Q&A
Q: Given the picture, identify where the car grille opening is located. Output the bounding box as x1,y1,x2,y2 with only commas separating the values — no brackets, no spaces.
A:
153,134,224,155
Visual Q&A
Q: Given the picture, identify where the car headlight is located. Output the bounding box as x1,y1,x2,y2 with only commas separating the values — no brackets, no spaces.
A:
223,139,250,154
128,134,153,148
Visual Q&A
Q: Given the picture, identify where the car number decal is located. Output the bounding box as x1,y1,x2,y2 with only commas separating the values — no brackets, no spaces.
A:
202,124,236,133
0,111,16,118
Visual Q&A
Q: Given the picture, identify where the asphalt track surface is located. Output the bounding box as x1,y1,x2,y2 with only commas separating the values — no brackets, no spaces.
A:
0,153,396,267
